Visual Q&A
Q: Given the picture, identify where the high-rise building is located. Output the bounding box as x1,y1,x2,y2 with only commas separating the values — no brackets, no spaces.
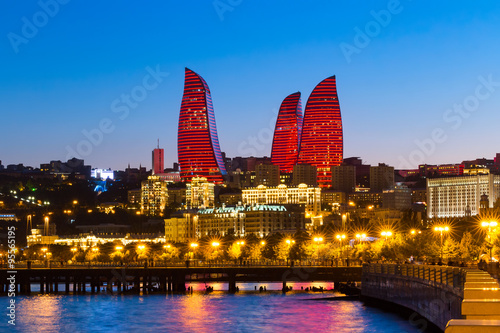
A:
141,175,168,216
370,163,394,192
177,68,227,184
152,145,164,175
255,163,280,186
292,164,317,186
382,184,411,210
271,92,303,172
331,165,356,193
298,75,343,187
427,174,500,218
186,177,215,209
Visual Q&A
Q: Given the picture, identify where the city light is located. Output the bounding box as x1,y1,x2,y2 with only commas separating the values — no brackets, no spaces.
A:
137,245,146,250
190,243,199,248
211,241,220,247
163,244,171,249
115,246,123,251
433,226,450,262
260,241,266,246
381,231,393,240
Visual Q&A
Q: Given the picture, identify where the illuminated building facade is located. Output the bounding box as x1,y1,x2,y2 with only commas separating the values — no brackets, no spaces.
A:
164,213,197,243
141,175,168,216
186,177,215,209
271,92,303,172
241,183,321,215
427,174,500,218
298,76,343,187
196,204,305,238
178,68,227,184
152,147,164,175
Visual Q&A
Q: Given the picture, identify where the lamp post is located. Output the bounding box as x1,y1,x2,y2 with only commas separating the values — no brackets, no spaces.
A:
285,239,295,266
336,234,346,265
313,237,324,260
481,221,498,261
433,226,450,263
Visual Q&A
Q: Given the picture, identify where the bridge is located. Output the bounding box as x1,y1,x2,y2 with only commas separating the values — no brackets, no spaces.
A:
361,263,500,332
0,265,362,295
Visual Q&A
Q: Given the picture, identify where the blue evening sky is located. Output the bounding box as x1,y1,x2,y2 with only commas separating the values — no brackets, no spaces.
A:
1,1,500,171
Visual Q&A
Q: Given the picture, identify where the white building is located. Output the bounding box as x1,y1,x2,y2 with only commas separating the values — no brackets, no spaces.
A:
427,174,500,218
241,184,321,215
186,177,215,209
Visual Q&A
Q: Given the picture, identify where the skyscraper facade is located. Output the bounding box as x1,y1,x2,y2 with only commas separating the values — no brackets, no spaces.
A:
298,75,343,187
271,92,303,173
177,68,227,184
152,147,164,175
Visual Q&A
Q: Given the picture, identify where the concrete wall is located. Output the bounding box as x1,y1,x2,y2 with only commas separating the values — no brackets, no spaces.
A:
362,267,463,331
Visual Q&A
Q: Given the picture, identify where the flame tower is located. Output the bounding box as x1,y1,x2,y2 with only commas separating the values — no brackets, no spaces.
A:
271,92,303,173
298,75,343,187
177,68,227,184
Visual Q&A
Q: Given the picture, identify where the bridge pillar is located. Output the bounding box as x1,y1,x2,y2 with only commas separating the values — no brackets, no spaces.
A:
282,280,287,293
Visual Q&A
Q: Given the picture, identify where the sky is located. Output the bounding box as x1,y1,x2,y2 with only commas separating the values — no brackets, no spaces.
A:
1,1,500,171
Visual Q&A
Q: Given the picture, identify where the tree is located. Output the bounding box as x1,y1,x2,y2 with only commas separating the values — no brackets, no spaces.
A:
442,237,459,260
459,232,479,261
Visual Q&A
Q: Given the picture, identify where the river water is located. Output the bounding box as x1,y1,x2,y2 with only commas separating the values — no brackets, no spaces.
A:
6,282,426,333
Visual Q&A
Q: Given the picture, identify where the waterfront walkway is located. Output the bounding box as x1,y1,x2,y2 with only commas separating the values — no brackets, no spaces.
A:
362,263,500,332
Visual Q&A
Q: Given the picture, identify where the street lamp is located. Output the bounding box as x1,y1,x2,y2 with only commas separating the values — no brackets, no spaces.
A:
381,231,393,241
313,236,324,260
211,241,220,248
355,233,366,243
481,221,498,261
115,245,123,251
433,226,450,263
336,234,346,263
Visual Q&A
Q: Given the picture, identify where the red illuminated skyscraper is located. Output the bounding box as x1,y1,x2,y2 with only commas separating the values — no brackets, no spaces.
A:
271,92,303,173
298,75,343,187
177,68,227,183
152,145,164,175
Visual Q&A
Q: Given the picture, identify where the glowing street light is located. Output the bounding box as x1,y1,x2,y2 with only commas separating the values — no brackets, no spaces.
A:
211,241,220,247
381,231,393,241
190,243,199,249
481,221,498,261
71,247,78,253
115,246,123,251
163,244,171,249
434,226,450,263
260,241,266,246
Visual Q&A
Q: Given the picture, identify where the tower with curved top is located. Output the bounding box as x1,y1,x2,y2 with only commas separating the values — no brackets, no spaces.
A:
271,92,303,173
177,68,227,184
298,75,343,187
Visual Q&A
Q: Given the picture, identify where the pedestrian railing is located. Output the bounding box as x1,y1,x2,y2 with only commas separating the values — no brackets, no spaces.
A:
364,263,466,289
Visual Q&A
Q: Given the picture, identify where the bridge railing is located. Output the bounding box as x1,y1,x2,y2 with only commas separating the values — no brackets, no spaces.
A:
364,263,466,289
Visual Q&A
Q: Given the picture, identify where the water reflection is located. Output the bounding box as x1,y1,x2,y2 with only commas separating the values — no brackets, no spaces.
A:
12,285,424,332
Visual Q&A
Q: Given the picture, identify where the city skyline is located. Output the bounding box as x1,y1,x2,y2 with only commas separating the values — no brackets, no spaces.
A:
2,2,500,170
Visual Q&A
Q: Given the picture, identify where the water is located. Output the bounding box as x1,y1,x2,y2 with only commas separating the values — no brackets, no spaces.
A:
5,283,424,333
